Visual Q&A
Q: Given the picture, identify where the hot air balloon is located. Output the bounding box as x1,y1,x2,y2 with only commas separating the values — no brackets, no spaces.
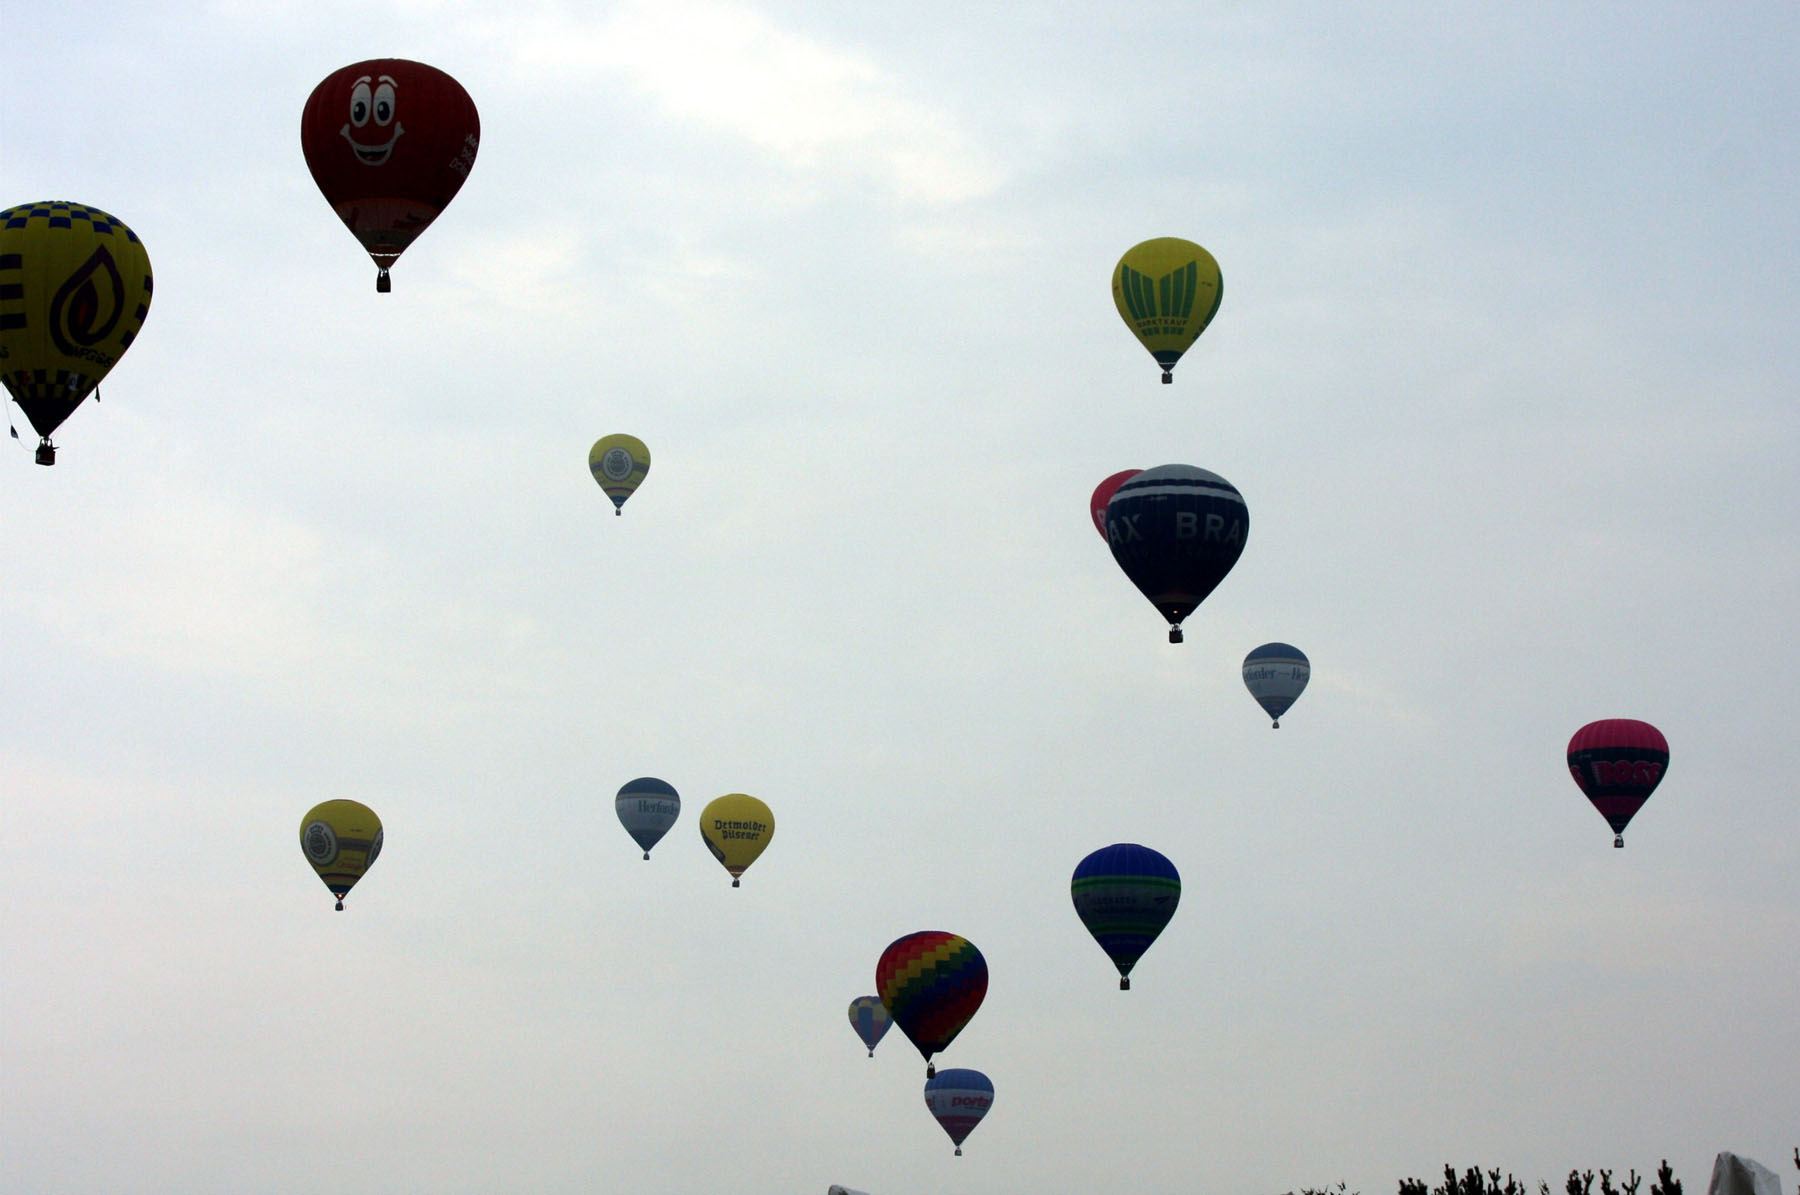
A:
848,995,891,1057
1567,719,1668,847
876,931,987,1077
699,793,773,886
299,799,383,910
301,59,479,292
589,434,650,515
615,777,679,859
1090,469,1142,539
1243,643,1310,728
1105,464,1248,642
0,202,153,465
1112,237,1222,383
923,1068,993,1156
1071,844,1180,990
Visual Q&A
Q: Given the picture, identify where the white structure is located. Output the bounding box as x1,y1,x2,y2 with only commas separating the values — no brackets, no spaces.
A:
1706,1153,1781,1195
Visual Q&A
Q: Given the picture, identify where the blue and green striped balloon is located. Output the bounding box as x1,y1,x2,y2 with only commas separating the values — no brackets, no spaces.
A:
1071,843,1180,990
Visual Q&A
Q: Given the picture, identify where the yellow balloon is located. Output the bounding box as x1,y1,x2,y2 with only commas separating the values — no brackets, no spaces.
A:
299,800,384,911
0,201,154,464
1111,237,1221,383
699,794,774,887
588,434,650,515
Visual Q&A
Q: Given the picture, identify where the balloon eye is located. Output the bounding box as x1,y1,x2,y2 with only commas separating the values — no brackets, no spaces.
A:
373,82,397,126
349,81,372,127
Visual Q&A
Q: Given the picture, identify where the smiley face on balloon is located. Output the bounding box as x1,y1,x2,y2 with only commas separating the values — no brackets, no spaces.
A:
338,72,404,165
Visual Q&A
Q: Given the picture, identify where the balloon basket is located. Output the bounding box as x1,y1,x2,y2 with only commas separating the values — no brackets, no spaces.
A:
1120,976,1130,991
642,852,650,860
926,1064,935,1078
35,439,55,466
731,878,740,887
376,268,391,293
335,899,344,911
954,1147,963,1156
1160,373,1172,384
1614,835,1624,848
1168,626,1183,644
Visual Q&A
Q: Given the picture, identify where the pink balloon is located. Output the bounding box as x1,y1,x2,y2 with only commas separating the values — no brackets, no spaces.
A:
1091,469,1143,539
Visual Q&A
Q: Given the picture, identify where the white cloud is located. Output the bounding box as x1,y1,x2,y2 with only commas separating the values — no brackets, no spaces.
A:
505,0,1006,203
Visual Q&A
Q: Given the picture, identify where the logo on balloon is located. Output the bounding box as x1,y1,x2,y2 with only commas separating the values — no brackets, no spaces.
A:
1586,760,1665,787
601,448,635,482
1117,260,1200,331
302,821,339,865
48,247,126,358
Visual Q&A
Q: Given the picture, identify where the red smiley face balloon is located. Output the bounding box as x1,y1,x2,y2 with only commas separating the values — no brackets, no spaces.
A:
301,59,479,290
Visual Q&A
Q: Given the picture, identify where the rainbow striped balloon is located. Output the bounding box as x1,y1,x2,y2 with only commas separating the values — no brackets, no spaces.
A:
1071,843,1180,990
876,931,987,1075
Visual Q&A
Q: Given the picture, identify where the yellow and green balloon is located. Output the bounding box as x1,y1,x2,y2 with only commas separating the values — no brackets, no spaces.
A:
1112,237,1221,383
589,434,649,515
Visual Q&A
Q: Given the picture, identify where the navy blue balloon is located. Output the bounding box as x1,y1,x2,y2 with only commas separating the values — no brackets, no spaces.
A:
1071,843,1181,990
1104,464,1248,642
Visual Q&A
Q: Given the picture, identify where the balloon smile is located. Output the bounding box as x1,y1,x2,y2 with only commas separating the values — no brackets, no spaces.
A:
339,122,405,165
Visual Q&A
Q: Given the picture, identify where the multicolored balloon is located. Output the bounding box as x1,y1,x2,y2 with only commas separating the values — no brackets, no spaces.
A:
1105,464,1248,642
0,201,153,465
1090,469,1142,539
847,995,891,1058
588,434,650,515
299,800,383,911
698,793,774,886
1071,844,1180,990
301,59,479,291
1243,643,1310,728
1112,237,1222,383
923,1068,993,1156
615,777,679,860
876,931,987,1077
1567,719,1668,847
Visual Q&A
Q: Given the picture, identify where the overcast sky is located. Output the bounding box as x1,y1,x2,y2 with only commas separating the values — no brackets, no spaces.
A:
4,3,1796,1193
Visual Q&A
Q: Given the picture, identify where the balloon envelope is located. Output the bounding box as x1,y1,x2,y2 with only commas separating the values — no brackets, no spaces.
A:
698,793,773,885
847,995,891,1057
1090,469,1142,539
615,777,679,859
0,201,153,460
923,1068,993,1155
1071,843,1180,989
301,59,479,288
299,799,383,910
1567,719,1668,846
1105,464,1248,642
1112,237,1222,382
876,931,987,1073
1243,643,1310,727
588,434,650,514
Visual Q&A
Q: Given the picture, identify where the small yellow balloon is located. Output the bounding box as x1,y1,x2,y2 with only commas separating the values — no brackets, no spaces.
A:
0,201,155,463
299,800,383,911
588,434,650,515
1111,237,1221,383
699,794,774,887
